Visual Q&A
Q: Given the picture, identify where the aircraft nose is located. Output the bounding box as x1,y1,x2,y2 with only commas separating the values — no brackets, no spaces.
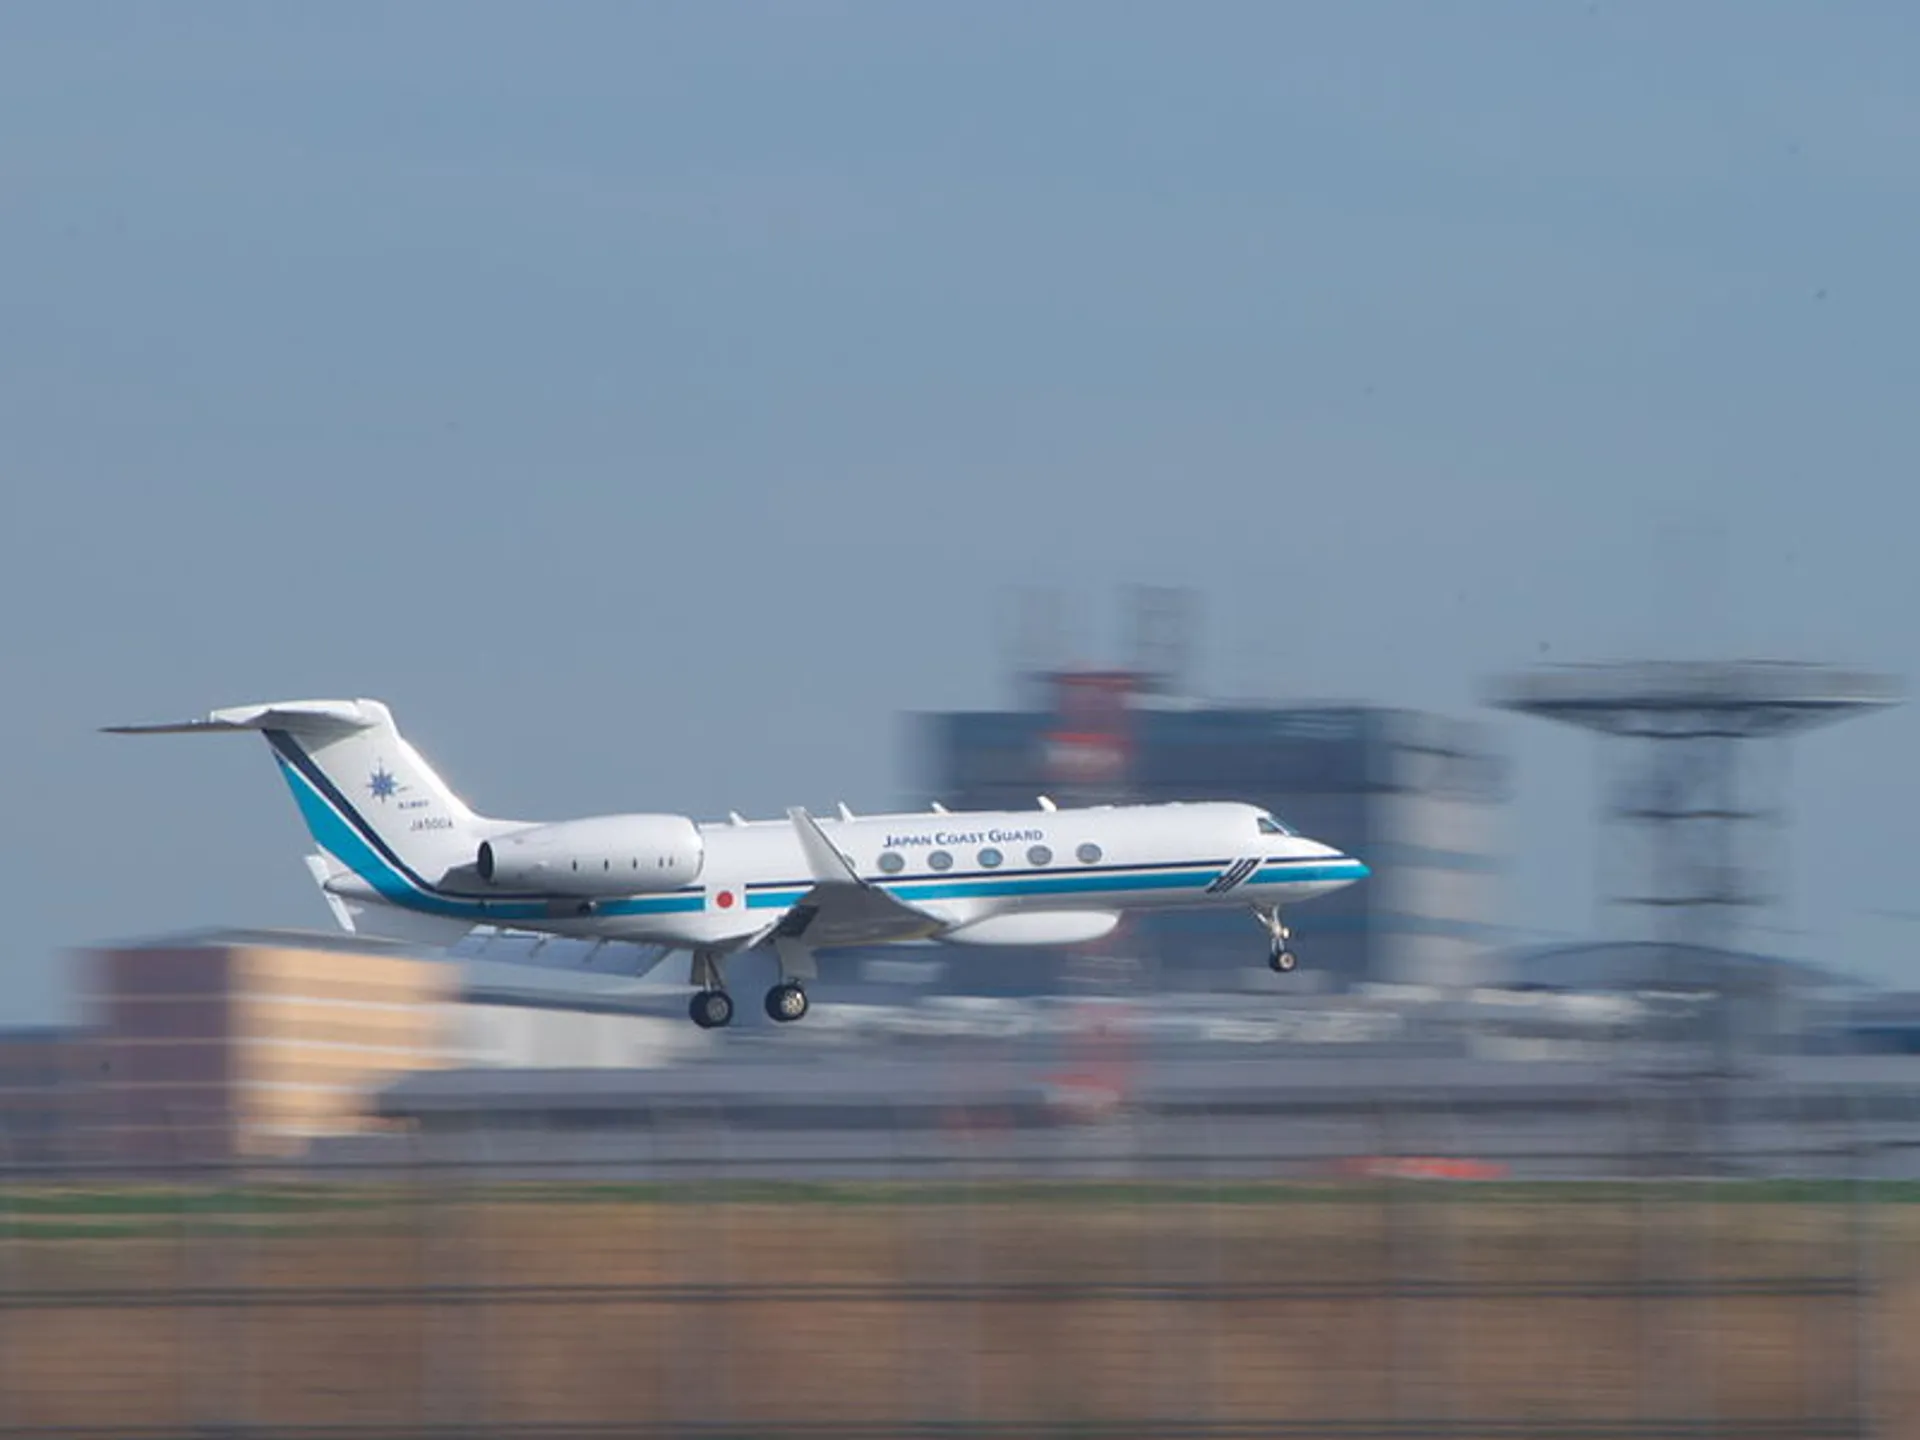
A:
1313,841,1368,880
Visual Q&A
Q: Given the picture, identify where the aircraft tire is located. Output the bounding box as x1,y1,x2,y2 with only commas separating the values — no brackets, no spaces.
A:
1268,948,1298,974
690,989,734,1029
765,982,810,1023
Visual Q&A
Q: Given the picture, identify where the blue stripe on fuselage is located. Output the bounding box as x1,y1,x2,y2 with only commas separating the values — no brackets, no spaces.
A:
883,867,1215,903
1250,862,1370,887
881,861,1364,904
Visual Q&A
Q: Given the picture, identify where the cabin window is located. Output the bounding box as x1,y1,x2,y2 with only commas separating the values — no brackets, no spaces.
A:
1076,842,1102,864
928,849,954,871
1027,844,1053,866
978,847,1003,868
877,851,905,875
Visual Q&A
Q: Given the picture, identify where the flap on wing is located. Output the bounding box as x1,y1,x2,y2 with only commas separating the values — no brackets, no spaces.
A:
775,885,945,948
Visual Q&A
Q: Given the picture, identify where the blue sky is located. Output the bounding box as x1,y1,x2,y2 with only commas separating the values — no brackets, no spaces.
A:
4,2,1918,1020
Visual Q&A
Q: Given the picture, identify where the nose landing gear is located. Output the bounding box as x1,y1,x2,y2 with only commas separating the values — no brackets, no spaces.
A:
1255,905,1298,973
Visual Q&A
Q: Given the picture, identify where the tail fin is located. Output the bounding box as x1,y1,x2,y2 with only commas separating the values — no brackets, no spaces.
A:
107,698,493,905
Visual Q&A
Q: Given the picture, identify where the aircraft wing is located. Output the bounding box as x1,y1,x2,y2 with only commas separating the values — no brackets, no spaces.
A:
765,807,948,948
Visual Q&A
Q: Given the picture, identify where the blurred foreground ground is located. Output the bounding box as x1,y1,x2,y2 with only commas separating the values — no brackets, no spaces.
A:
0,1177,1896,1437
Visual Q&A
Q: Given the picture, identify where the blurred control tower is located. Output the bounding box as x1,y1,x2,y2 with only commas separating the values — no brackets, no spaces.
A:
1488,662,1900,960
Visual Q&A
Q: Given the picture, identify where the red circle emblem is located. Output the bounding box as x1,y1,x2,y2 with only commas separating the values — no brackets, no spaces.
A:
716,890,735,909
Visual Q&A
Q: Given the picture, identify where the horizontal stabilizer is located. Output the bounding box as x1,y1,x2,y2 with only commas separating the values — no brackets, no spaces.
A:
105,699,385,737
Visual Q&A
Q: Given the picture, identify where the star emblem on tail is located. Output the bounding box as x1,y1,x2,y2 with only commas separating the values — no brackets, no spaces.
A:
367,765,400,802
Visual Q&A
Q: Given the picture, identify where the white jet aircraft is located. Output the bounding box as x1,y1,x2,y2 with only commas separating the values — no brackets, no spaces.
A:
110,699,1369,1028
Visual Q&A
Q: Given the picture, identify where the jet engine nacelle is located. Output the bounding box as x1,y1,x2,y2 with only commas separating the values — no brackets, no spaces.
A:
476,814,704,895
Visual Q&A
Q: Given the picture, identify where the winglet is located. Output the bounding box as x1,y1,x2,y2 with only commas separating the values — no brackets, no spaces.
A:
788,807,864,884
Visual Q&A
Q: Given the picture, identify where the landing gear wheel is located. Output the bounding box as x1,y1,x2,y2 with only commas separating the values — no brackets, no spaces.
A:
689,989,734,1029
1254,905,1296,972
765,982,810,1023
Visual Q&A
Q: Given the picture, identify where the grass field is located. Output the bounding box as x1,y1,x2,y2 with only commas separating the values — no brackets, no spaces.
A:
0,1180,1899,1432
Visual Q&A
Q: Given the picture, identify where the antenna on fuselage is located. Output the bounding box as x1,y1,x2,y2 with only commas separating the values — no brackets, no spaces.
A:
929,801,949,814
1036,795,1057,812
727,811,747,826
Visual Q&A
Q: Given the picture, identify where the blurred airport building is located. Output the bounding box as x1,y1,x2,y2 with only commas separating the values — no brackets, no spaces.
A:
88,933,456,1162
0,1025,95,1166
75,930,698,1163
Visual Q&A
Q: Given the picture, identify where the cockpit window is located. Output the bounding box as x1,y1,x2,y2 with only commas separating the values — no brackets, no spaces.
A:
1256,814,1294,836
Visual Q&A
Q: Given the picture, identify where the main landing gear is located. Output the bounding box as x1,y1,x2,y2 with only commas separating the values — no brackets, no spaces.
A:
1255,905,1298,973
764,937,817,1025
689,948,735,1029
689,988,734,1029
764,982,809,1023
685,948,813,1028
